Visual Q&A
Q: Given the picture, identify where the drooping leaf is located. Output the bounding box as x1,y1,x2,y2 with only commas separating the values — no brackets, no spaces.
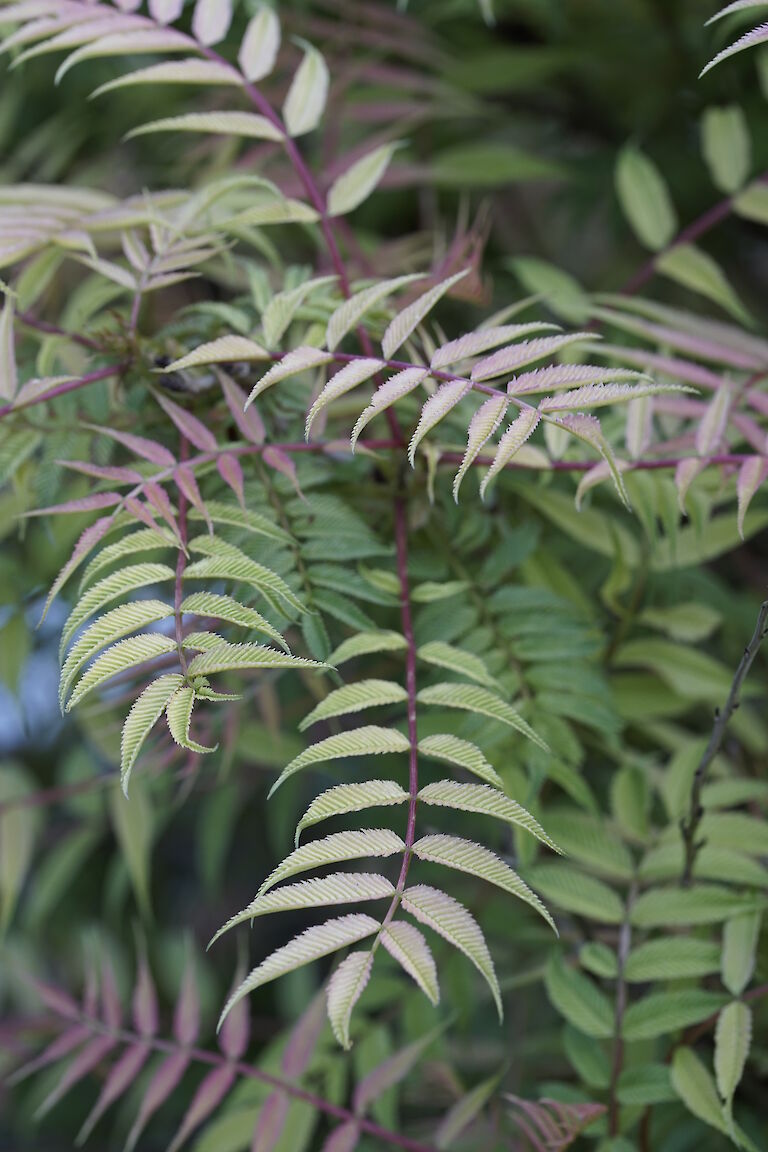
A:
401,883,502,1019
408,379,471,465
380,921,440,1005
350,367,428,449
721,912,762,996
479,408,540,498
121,674,185,792
414,834,556,931
245,346,333,408
326,950,373,1048
306,359,384,437
452,394,508,500
715,1001,751,1112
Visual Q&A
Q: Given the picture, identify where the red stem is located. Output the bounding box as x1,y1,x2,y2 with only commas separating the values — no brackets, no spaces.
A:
393,495,419,895
617,171,768,298
46,1010,438,1152
0,363,128,421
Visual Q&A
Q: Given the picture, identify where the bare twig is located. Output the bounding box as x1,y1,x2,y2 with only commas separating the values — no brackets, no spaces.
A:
608,882,637,1136
680,601,768,885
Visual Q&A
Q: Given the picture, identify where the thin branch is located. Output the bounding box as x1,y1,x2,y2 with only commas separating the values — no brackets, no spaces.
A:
39,1008,439,1152
16,309,102,352
0,363,128,421
680,600,768,885
174,434,190,676
381,492,419,928
607,881,637,1137
617,172,768,298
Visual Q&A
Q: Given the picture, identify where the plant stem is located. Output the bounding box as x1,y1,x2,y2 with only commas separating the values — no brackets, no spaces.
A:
680,600,768,885
608,881,636,1136
47,1009,438,1152
618,172,768,298
174,434,190,676
0,363,128,420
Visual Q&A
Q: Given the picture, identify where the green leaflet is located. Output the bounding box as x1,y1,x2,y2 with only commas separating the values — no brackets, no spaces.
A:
416,641,496,688
180,591,289,653
414,834,556,932
185,536,303,615
545,953,614,1039
715,1001,752,1114
257,829,404,897
269,726,411,797
218,914,379,1030
379,921,440,1006
624,937,721,983
186,641,325,680
294,780,409,845
299,680,407,729
78,528,175,592
327,142,401,218
326,950,374,1049
622,990,729,1040
401,883,502,1020
418,780,560,853
524,862,623,924
121,675,185,793
541,809,634,880
721,913,762,996
66,634,178,711
59,599,173,709
166,685,217,755
187,500,291,543
417,682,547,750
325,275,422,352
209,873,395,945
631,885,766,928
328,630,408,666
417,734,504,789
60,563,176,656
672,1048,728,1135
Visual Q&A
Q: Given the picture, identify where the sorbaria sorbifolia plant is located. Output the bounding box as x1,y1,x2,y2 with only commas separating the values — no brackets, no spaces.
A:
1,2,768,1150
